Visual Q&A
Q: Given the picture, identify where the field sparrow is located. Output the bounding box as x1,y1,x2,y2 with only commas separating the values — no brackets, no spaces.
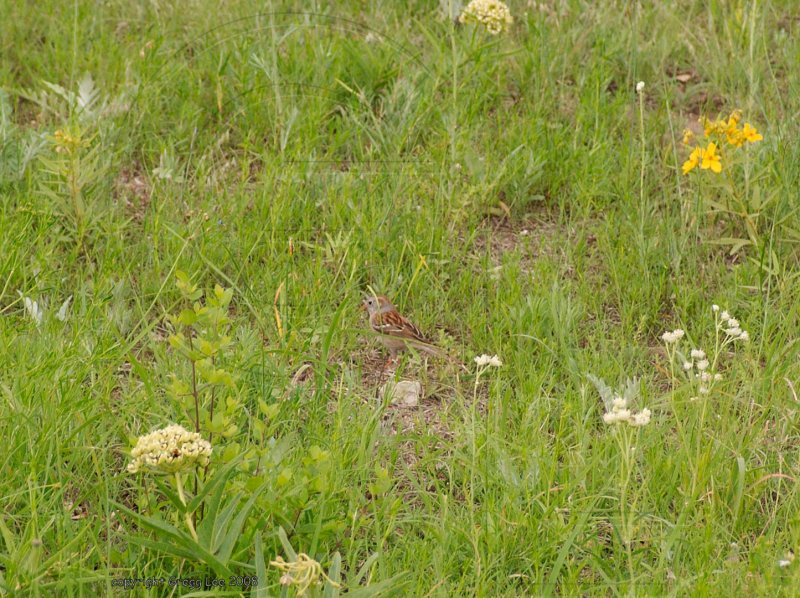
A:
361,295,448,360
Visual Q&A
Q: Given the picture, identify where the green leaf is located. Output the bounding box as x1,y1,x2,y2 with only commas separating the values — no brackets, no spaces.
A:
705,237,752,255
217,481,270,563
586,374,613,409
322,552,342,598
208,494,241,555
543,497,600,596
153,476,189,513
276,526,297,561
258,400,280,420
345,574,409,597
368,466,392,498
0,514,17,553
276,468,293,487
175,308,198,326
222,442,240,461
730,456,746,530
187,459,240,514
197,338,216,356
252,533,269,598
208,411,227,434
196,466,238,546
354,552,380,585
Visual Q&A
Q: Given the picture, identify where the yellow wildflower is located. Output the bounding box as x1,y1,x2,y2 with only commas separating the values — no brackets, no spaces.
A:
725,127,744,147
682,129,694,145
270,553,340,596
682,147,703,175
742,122,763,143
723,112,745,147
703,117,722,137
700,142,722,173
53,128,87,154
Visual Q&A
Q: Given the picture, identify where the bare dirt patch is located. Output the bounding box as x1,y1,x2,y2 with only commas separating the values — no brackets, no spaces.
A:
114,166,151,223
472,208,597,277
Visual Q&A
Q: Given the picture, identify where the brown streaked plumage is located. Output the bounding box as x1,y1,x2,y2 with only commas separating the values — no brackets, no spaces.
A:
361,295,446,359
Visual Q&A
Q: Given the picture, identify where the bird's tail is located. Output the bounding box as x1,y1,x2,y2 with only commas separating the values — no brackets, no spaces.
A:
410,341,466,369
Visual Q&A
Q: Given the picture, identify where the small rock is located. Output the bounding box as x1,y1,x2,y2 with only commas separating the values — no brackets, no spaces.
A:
380,380,422,407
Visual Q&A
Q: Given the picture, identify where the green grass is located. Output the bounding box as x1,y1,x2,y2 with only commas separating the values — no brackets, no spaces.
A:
2,0,800,595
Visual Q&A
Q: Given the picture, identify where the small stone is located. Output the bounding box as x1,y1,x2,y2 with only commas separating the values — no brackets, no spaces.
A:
381,380,422,407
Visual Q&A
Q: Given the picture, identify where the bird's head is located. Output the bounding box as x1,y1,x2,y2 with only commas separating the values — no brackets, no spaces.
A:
361,294,392,315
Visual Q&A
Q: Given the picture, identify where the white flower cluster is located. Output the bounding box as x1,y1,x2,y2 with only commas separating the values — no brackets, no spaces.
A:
474,354,502,368
718,309,748,341
458,0,514,35
661,329,685,344
127,424,212,474
603,395,651,427
779,550,795,568
636,81,645,93
683,348,723,395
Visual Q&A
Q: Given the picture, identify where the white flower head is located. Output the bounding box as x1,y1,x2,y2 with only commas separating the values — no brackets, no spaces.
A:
696,359,709,371
458,0,514,35
631,408,651,427
474,354,502,368
714,373,723,381
474,354,490,367
726,327,742,338
614,409,632,423
690,349,706,360
18,291,44,326
699,385,709,395
661,329,685,344
612,396,627,410
682,361,692,371
127,424,212,474
739,330,749,341
727,318,739,328
636,81,645,93
712,304,720,312
56,296,73,322
720,311,731,322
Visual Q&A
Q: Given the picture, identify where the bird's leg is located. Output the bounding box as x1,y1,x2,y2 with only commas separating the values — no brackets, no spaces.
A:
383,348,401,373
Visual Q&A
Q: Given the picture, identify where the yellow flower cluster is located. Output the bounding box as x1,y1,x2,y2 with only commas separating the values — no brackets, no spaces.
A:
458,0,513,35
53,128,88,154
682,142,722,174
271,553,339,596
682,110,762,175
127,424,212,474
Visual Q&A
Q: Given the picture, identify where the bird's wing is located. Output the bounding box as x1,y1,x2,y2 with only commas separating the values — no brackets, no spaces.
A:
371,309,459,364
372,310,429,342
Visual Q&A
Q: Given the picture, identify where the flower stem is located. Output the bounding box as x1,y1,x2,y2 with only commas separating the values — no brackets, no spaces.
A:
175,472,198,542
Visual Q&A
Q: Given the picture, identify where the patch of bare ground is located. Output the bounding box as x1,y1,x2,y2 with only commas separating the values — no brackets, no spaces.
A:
114,166,151,223
472,207,597,279
350,341,477,506
359,351,463,442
